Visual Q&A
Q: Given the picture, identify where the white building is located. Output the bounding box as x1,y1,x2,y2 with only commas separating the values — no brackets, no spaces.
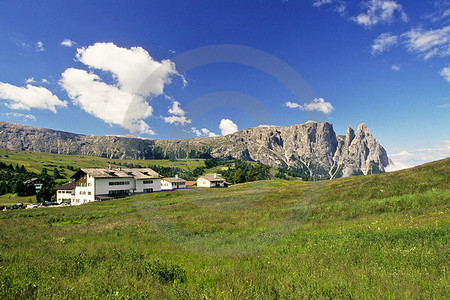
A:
196,174,226,188
55,181,75,204
161,175,187,190
70,168,162,205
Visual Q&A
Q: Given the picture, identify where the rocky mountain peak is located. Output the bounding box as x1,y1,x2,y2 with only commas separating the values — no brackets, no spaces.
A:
0,120,390,179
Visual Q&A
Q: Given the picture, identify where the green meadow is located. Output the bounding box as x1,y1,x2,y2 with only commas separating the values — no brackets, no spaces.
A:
0,157,449,299
0,148,205,178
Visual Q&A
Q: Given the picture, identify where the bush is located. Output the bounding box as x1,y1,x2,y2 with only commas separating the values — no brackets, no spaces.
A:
145,260,187,284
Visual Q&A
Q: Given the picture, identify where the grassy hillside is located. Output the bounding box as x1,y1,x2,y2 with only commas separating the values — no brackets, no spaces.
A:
0,148,206,178
0,158,448,299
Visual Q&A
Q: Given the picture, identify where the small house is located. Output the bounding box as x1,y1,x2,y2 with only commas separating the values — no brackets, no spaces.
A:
55,181,75,204
161,175,187,190
196,174,226,188
24,178,44,193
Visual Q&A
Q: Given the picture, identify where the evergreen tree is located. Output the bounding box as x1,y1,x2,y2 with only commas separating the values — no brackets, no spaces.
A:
13,181,27,196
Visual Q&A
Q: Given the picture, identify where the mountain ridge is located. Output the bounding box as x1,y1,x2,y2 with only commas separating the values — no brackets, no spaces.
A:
0,120,390,179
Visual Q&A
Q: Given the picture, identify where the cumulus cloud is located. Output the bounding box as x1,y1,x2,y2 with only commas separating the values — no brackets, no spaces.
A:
61,39,76,47
163,101,192,126
2,112,36,121
284,98,334,114
371,33,398,55
0,82,67,113
163,115,191,126
402,26,450,60
386,142,450,171
168,101,186,116
36,41,45,52
60,68,154,135
60,42,179,135
75,42,177,97
191,127,218,137
439,64,450,82
302,98,334,114
391,64,400,71
284,101,302,109
219,119,239,136
354,0,407,27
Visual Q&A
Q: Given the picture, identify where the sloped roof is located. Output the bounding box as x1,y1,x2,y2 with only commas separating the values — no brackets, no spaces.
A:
162,177,187,183
24,178,44,184
186,181,197,186
198,175,225,182
73,168,162,179
56,181,75,190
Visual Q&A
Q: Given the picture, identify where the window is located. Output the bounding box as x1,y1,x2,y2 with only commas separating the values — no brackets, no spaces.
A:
88,183,92,186
143,180,153,184
109,181,130,186
88,192,91,195
143,188,153,193
108,190,128,196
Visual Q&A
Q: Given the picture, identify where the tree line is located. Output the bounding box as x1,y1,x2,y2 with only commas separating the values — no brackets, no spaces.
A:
0,162,68,202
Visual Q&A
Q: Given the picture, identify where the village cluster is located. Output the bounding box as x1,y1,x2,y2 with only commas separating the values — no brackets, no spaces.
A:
3,167,229,210
53,167,229,206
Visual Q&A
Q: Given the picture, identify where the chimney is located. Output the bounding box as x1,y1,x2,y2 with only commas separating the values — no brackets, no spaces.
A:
175,174,178,179
213,173,217,178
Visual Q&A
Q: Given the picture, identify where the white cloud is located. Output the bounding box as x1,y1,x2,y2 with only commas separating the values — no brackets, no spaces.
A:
191,127,218,137
0,82,67,113
354,0,407,27
312,0,347,16
402,26,450,60
163,115,191,126
439,64,450,82
75,42,177,97
11,38,31,50
61,39,76,47
312,0,334,7
2,112,36,121
60,42,179,135
219,119,239,136
36,41,45,52
284,98,334,114
168,101,185,116
386,143,450,171
426,1,450,23
60,68,154,135
284,101,301,109
25,78,49,84
371,33,398,55
191,127,202,136
391,64,400,71
163,101,192,126
203,128,218,137
302,98,334,114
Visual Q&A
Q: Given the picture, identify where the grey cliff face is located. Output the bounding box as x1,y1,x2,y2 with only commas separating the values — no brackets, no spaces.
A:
0,120,390,179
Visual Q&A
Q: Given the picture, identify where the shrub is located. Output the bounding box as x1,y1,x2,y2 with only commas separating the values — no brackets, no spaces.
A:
145,260,187,284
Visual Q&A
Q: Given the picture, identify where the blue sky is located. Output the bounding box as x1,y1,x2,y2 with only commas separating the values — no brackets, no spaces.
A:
0,0,448,169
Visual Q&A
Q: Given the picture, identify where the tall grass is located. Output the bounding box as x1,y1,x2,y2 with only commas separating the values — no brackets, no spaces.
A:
0,158,448,299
